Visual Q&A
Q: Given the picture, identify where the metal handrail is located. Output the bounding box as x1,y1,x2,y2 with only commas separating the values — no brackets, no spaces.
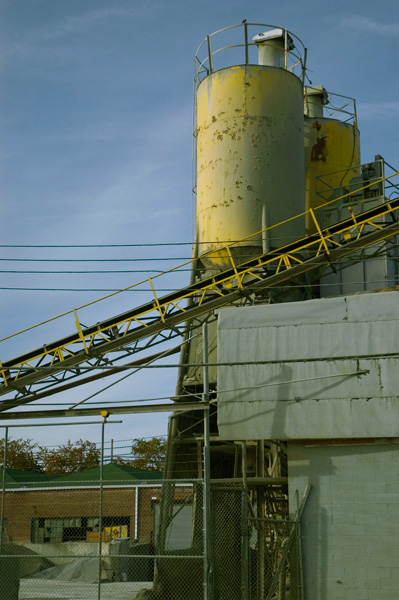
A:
316,159,399,204
304,87,357,126
194,22,306,85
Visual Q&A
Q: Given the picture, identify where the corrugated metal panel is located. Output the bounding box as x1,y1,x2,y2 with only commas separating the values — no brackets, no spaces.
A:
217,290,399,440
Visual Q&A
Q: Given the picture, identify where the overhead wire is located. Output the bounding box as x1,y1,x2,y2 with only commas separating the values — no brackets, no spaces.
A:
0,369,367,409
0,269,192,273
0,258,193,262
1,278,398,293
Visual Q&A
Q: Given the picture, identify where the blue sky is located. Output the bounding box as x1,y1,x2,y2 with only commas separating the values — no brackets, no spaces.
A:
0,0,398,451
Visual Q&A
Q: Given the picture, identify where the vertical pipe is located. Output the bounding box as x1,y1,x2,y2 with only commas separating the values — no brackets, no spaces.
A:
202,323,213,600
97,419,105,600
194,55,199,86
244,23,249,64
110,439,114,463
284,29,288,69
295,490,304,600
257,440,266,600
197,441,203,479
262,203,269,254
302,48,308,86
241,441,250,600
0,427,8,554
234,444,239,478
207,36,213,73
134,486,139,540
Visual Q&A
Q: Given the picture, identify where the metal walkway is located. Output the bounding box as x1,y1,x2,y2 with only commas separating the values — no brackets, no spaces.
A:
1,196,399,408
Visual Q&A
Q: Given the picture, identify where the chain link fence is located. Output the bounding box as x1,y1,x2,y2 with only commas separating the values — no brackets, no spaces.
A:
0,476,204,600
0,429,303,600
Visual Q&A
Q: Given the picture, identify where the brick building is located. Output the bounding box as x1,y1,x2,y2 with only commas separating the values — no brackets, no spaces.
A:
0,463,163,546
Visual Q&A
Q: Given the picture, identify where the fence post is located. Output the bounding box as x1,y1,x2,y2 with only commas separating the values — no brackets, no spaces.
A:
241,442,250,600
202,323,213,600
97,417,106,600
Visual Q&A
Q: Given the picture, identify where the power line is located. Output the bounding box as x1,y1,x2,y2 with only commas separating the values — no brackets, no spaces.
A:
40,435,167,448
0,287,180,292
0,243,196,248
0,278,398,293
0,237,299,248
0,269,191,274
0,257,193,263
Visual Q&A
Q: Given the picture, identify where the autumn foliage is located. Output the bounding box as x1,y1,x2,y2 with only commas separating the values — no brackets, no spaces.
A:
0,437,100,475
0,436,166,474
38,439,100,475
0,438,42,472
114,437,167,472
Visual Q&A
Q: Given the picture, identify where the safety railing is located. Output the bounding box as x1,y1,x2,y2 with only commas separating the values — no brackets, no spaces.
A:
304,86,357,127
316,157,399,206
194,22,306,85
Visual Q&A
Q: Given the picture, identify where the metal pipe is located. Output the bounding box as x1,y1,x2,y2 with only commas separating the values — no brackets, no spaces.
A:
244,23,249,64
284,29,288,69
302,47,307,85
0,402,208,421
207,36,213,73
0,420,122,428
295,490,305,600
262,202,269,254
0,427,8,554
202,323,213,600
257,440,266,599
134,485,139,540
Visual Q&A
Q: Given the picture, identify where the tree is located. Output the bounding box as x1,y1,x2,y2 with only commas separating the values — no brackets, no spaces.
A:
0,438,42,472
38,439,100,476
129,437,167,472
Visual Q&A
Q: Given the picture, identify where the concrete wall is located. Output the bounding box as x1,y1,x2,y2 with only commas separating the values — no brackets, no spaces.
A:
288,441,399,599
217,290,399,440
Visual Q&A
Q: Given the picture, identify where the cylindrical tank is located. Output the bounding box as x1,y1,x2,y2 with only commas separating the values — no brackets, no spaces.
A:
196,64,305,269
304,86,361,235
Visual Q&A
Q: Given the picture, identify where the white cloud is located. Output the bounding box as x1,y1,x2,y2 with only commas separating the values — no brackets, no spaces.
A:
339,15,399,35
357,101,399,119
0,4,154,65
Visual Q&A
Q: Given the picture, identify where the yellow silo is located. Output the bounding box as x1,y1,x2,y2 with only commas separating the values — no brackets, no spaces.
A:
195,27,306,270
304,86,361,235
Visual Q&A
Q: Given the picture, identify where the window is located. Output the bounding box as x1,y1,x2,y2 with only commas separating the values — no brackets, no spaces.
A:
31,516,130,543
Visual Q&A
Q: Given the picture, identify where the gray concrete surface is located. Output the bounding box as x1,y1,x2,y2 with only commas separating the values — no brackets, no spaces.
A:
19,579,152,599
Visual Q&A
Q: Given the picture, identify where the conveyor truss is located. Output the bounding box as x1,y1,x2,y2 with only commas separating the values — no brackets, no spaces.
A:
1,172,399,413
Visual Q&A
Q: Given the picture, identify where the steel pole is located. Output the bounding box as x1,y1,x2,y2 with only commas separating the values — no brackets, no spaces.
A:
257,440,266,600
0,427,8,554
203,323,213,600
97,419,106,600
241,442,250,600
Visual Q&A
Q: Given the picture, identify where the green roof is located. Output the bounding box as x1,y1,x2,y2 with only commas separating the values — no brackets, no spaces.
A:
1,463,162,489
0,466,57,484
57,462,163,484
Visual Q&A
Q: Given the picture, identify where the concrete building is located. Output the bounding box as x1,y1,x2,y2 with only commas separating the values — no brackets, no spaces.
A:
217,288,399,598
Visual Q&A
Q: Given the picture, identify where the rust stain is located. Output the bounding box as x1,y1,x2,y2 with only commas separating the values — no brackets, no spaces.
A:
310,122,328,162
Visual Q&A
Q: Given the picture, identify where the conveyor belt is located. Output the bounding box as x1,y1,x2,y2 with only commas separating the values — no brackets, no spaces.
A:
0,196,398,405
